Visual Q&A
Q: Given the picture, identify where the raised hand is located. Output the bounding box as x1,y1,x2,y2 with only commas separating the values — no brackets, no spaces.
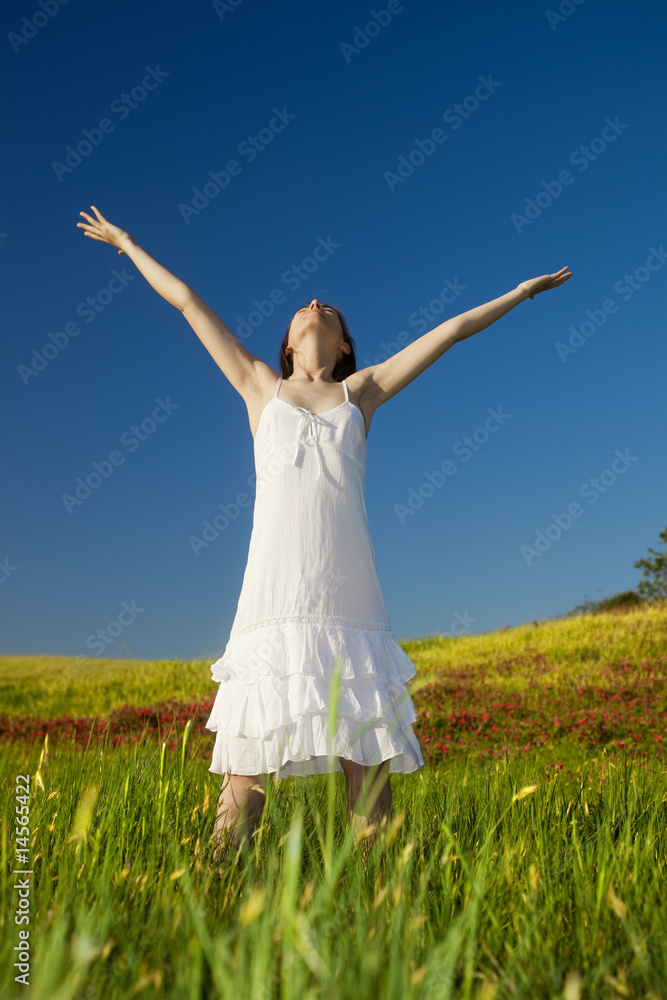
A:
518,266,572,300
77,205,130,255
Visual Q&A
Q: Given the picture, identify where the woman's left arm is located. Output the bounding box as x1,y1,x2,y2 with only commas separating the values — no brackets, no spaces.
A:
455,266,572,343
363,266,572,406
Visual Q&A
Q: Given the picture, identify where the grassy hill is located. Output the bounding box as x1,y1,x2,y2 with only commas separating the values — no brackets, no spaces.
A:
1,598,665,719
1,601,666,998
1,600,665,767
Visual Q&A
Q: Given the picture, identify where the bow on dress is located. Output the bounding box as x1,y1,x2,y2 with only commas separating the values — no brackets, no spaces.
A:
290,406,326,482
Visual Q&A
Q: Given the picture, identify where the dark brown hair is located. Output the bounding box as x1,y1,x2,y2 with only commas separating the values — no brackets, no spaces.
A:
279,304,357,381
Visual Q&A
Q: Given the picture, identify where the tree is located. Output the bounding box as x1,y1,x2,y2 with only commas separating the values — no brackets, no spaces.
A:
634,525,667,601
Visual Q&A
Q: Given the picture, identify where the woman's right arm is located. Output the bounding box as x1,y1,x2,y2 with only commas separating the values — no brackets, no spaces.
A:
77,206,275,399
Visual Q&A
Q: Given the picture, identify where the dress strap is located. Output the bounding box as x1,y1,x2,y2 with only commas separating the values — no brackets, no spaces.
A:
342,378,349,402
274,377,283,399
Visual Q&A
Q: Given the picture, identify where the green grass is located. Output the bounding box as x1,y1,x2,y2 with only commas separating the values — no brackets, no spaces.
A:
1,601,666,999
0,655,211,720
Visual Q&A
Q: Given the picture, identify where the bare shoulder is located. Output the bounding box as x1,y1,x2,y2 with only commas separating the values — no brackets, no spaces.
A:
345,365,384,411
344,366,383,439
344,366,374,400
241,361,280,439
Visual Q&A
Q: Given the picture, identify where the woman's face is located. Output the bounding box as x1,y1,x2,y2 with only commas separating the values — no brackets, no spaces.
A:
287,300,346,357
290,299,342,334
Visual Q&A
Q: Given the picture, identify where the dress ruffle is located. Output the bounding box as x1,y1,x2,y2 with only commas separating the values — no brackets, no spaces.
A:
204,622,424,779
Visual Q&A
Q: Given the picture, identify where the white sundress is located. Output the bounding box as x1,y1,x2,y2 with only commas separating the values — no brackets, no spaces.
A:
204,375,424,780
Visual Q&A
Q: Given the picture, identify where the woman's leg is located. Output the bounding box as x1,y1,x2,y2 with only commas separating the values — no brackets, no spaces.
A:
338,758,392,846
211,772,268,853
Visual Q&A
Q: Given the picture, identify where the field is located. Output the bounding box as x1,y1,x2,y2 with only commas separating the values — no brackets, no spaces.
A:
1,600,666,999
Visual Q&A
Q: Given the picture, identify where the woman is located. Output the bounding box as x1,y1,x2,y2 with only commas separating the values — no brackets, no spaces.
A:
77,205,571,859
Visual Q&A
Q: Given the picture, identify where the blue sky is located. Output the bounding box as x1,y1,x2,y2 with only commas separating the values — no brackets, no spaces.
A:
2,0,666,663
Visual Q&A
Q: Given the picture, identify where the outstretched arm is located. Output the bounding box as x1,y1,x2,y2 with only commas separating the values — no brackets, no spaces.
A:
364,267,572,407
76,206,273,398
78,206,196,308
